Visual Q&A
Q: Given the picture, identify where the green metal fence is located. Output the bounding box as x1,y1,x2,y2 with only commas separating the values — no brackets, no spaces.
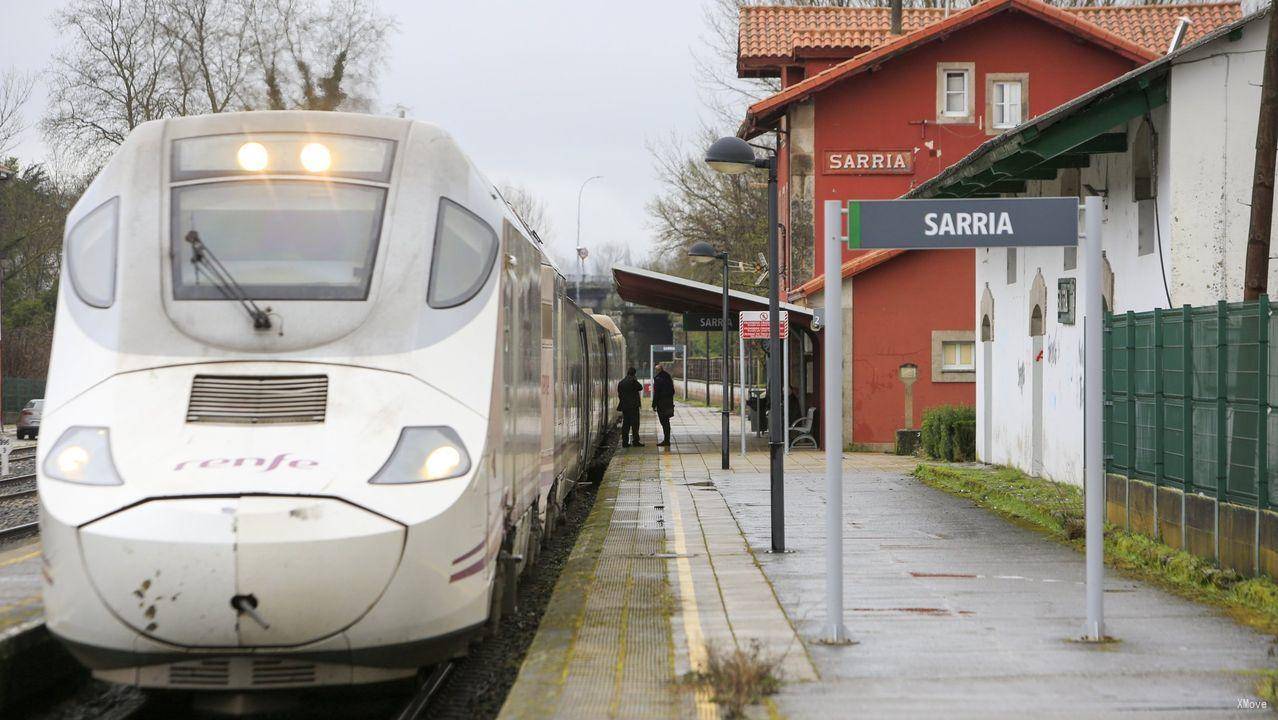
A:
2,377,46,416
1105,298,1272,509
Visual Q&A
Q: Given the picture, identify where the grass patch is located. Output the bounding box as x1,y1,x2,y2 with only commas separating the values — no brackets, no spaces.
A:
682,640,782,719
914,463,1278,634
1253,669,1278,709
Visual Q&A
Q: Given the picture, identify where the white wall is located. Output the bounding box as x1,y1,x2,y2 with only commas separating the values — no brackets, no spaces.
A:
1167,20,1278,302
979,16,1278,485
979,130,1170,484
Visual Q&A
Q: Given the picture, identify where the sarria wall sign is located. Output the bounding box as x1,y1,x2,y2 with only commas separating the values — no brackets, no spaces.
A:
822,149,914,175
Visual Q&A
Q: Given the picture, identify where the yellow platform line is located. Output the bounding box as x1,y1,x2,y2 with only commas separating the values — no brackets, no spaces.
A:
663,450,719,720
0,549,39,569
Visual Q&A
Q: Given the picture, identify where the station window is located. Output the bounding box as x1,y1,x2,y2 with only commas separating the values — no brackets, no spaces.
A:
942,341,975,371
985,74,1028,134
936,63,974,123
931,330,977,382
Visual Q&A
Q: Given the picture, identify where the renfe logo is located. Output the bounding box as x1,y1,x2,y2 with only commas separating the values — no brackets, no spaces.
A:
923,211,1014,237
174,453,318,472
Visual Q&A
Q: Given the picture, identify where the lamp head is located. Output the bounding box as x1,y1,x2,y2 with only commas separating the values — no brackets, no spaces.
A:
704,136,758,175
688,240,721,265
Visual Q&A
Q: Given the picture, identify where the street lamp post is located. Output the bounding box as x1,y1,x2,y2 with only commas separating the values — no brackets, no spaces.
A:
689,241,730,470
575,175,602,302
705,135,784,553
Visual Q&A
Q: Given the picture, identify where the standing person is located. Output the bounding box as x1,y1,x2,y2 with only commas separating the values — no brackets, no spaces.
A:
652,363,675,447
617,367,644,448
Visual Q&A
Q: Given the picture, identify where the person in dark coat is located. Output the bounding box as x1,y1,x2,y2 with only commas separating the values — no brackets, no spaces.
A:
617,367,643,448
652,364,676,447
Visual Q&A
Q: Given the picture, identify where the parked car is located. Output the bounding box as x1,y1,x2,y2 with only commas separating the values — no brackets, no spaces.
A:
17,399,43,440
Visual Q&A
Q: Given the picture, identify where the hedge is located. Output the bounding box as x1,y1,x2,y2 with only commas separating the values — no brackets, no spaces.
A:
919,405,976,461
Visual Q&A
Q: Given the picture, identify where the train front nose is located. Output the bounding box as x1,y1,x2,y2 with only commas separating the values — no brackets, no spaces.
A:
78,496,405,647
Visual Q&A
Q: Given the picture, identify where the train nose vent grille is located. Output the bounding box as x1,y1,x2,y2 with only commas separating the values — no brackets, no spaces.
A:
168,658,231,687
166,658,319,687
186,375,328,424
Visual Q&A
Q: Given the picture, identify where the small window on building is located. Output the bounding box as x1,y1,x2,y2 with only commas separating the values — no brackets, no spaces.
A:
942,340,975,371
992,82,1021,128
1064,247,1077,271
1006,247,1017,285
937,63,974,123
985,74,1028,135
945,72,968,114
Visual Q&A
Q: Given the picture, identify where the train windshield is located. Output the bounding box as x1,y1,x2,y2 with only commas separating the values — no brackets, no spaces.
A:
171,181,386,301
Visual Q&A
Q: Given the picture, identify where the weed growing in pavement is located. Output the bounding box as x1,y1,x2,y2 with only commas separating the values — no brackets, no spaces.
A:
913,463,1278,635
682,640,782,719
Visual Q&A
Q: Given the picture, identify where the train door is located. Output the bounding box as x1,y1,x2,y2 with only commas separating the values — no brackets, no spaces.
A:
577,321,590,467
539,265,555,505
500,223,519,507
599,329,610,434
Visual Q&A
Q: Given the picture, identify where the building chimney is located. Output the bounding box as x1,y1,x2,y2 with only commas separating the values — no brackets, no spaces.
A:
1167,16,1193,53
890,0,903,35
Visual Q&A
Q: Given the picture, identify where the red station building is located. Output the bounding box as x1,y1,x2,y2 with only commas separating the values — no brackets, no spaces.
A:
736,0,1239,449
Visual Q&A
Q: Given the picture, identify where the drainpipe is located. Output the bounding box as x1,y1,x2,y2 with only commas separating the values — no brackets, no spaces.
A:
890,0,902,36
1244,8,1278,300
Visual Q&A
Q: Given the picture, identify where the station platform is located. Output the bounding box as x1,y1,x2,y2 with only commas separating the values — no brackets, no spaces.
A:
500,403,1275,719
0,540,41,633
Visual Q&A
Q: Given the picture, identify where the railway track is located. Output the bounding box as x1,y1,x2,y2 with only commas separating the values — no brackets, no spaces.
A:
7,446,36,462
0,520,38,542
394,664,454,720
0,473,37,500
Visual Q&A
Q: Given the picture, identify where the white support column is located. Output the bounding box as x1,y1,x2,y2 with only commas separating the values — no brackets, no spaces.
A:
784,334,790,454
1083,195,1106,641
823,200,849,643
741,333,747,456
683,345,688,400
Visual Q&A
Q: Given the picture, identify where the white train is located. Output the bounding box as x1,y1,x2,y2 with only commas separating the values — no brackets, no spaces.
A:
38,111,625,693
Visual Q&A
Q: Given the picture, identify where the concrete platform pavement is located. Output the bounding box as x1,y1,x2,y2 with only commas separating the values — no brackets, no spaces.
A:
502,402,1277,719
0,540,41,632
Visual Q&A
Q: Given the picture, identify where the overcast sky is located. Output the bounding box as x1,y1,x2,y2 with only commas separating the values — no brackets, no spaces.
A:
0,0,719,265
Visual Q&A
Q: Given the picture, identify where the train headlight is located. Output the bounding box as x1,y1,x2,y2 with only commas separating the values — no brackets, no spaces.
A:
236,142,269,171
369,427,472,484
299,142,331,173
43,427,123,486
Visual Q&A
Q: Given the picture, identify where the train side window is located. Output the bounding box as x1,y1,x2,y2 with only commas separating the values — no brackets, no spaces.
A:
428,198,498,308
66,196,119,308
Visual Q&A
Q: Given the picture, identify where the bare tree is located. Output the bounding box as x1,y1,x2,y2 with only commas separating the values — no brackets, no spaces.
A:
162,0,255,115
587,241,634,275
645,129,770,292
249,0,395,112
0,70,34,158
499,183,557,243
43,0,396,167
44,0,178,164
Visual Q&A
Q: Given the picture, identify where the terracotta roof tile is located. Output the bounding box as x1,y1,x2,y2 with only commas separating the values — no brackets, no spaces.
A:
740,1,1241,65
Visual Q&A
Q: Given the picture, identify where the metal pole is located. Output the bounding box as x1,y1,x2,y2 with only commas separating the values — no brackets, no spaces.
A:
683,345,688,400
766,157,785,553
784,333,790,454
1083,194,1106,641
721,258,730,470
741,330,747,457
823,200,848,643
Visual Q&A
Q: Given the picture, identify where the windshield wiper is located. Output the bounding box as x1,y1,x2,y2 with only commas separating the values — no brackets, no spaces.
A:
184,230,273,330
